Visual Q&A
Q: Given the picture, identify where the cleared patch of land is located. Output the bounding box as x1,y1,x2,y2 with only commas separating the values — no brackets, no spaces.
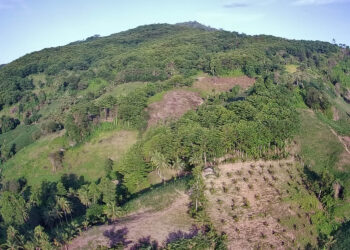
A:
64,130,138,179
2,129,137,185
147,90,203,127
204,159,321,249
68,189,193,249
193,76,255,94
286,64,298,74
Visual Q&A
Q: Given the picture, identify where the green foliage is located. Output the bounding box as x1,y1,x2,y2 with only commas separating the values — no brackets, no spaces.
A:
331,58,350,88
86,204,105,223
332,221,350,249
0,23,347,249
117,143,151,194
189,166,206,217
165,233,214,249
41,120,63,134
0,116,20,134
0,192,28,226
303,86,330,110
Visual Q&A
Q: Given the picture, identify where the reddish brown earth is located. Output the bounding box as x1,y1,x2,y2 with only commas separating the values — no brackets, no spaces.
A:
68,191,193,249
147,90,203,127
194,76,255,93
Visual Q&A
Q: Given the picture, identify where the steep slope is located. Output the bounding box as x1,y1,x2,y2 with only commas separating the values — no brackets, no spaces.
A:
0,23,349,249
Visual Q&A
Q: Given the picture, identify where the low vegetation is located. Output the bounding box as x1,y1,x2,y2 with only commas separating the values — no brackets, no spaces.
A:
0,22,349,249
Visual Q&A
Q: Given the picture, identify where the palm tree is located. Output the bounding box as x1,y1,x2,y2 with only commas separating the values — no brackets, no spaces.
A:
150,151,169,182
56,197,72,223
2,226,23,250
189,154,203,167
104,202,123,221
172,157,185,171
172,157,185,179
34,225,51,249
43,207,63,227
77,185,91,207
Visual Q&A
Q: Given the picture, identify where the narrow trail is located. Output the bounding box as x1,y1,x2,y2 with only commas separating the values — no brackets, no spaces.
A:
329,128,350,154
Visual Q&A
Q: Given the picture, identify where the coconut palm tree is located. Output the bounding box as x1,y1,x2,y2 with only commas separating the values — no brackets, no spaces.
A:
56,197,72,223
34,225,51,249
150,151,169,182
104,202,123,221
77,185,91,207
172,157,185,171
2,226,23,250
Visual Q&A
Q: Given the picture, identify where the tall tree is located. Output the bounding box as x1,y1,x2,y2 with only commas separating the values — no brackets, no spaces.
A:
0,192,28,226
104,202,122,221
56,197,72,223
150,151,169,182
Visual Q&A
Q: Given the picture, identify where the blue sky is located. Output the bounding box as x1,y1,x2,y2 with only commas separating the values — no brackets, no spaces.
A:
0,0,350,64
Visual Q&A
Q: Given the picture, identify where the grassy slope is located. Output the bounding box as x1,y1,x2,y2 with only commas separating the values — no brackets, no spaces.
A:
297,109,344,173
297,109,350,220
2,128,137,186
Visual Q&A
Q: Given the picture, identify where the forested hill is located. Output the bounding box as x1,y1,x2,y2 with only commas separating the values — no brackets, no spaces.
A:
0,22,342,111
0,23,350,249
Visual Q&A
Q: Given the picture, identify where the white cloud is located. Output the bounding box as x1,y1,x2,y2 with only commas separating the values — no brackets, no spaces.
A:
292,0,350,5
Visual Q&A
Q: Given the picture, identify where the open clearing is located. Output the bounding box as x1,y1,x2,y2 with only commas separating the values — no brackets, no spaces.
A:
204,159,321,249
68,190,194,249
64,130,138,180
2,129,137,185
286,64,298,74
147,90,203,127
193,76,255,94
297,109,345,172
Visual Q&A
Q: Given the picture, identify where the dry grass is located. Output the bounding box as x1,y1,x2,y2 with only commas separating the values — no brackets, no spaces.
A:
286,64,298,74
147,90,203,127
193,76,255,94
68,190,193,249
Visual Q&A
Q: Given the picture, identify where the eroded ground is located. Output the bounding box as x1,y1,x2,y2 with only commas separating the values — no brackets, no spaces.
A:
68,190,194,249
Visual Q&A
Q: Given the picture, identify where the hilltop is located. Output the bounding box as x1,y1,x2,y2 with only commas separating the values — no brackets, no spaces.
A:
175,21,218,31
0,23,349,249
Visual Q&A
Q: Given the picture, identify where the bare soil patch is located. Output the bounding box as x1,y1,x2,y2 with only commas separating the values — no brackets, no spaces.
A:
204,159,319,249
194,76,255,93
147,90,203,127
332,107,340,121
68,191,194,249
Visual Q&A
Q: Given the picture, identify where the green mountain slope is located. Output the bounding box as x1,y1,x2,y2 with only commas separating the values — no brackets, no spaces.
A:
0,23,349,249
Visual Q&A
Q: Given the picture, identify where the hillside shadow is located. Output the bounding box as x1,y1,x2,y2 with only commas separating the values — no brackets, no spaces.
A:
128,174,191,200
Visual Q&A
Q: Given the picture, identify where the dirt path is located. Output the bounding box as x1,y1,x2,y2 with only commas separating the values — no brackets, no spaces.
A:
330,128,350,154
68,191,193,249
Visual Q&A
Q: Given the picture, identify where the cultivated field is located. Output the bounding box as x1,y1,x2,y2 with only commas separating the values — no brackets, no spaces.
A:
204,159,321,249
